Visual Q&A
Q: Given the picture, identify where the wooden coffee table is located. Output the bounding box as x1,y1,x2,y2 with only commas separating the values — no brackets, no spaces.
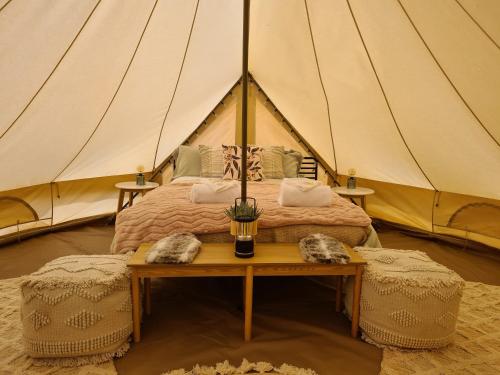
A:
127,243,366,343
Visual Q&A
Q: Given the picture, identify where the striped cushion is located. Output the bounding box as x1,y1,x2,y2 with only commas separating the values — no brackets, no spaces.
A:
199,145,223,178
262,146,285,179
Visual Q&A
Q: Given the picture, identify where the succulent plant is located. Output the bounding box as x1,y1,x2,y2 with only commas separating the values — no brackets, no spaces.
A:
224,199,263,221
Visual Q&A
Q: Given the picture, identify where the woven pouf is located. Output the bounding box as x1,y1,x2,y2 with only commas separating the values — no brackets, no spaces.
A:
20,254,133,365
345,247,464,349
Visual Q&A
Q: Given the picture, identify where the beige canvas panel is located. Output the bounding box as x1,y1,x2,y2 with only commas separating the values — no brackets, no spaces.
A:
0,0,11,10
160,163,174,185
350,0,500,199
189,91,237,148
402,0,500,143
154,0,242,168
56,0,199,181
52,174,140,224
0,198,38,229
0,0,97,135
458,0,500,44
0,218,51,239
433,191,500,239
158,82,239,184
250,0,335,170
341,176,500,248
0,0,157,192
255,89,308,154
306,0,432,189
0,184,52,227
434,226,500,249
340,177,434,232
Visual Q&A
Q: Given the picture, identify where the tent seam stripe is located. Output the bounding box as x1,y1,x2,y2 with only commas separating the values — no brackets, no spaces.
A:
397,0,500,148
52,0,159,181
153,0,200,170
0,0,13,13
304,0,338,173
0,0,102,141
151,78,241,179
250,75,340,183
454,0,500,50
50,183,54,226
345,0,437,191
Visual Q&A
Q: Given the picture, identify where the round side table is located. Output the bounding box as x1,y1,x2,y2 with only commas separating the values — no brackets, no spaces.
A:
115,181,159,213
331,186,375,210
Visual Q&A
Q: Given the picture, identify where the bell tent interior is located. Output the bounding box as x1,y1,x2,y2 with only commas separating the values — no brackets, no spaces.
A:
0,0,499,374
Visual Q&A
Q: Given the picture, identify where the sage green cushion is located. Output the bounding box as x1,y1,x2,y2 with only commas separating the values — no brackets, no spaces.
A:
283,150,303,177
173,145,201,178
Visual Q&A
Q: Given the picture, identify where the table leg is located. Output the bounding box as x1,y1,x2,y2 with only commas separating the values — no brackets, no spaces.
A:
351,266,363,338
244,266,253,341
131,270,141,343
360,196,366,210
117,190,125,213
128,192,134,207
144,278,151,316
242,277,246,310
336,276,343,313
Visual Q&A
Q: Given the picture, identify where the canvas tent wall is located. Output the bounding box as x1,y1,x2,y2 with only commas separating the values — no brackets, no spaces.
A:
0,0,499,248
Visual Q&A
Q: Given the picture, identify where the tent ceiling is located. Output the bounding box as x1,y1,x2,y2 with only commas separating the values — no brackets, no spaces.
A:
0,0,499,200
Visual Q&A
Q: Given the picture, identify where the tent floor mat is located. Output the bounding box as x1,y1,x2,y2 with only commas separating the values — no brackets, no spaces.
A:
1,223,499,375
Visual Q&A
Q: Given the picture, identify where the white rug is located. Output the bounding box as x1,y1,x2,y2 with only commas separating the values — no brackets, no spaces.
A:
162,359,318,375
381,281,500,375
0,277,117,375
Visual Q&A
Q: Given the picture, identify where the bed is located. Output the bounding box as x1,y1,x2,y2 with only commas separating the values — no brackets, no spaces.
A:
111,178,374,254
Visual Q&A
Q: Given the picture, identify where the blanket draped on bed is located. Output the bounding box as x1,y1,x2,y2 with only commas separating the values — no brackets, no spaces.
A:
112,181,371,254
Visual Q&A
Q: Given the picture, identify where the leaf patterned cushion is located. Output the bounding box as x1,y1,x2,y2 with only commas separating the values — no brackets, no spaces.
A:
247,146,264,181
222,145,263,181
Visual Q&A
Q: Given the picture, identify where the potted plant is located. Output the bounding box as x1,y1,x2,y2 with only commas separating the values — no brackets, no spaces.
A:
224,197,263,258
136,165,145,186
347,168,356,189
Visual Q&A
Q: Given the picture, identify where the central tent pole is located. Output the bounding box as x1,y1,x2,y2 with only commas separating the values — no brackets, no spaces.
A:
241,0,250,202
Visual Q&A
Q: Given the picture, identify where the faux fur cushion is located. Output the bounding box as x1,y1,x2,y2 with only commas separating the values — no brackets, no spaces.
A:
222,145,263,181
299,233,351,264
146,233,201,264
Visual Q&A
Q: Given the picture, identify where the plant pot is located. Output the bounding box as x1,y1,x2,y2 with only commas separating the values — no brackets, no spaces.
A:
230,219,258,258
136,173,145,186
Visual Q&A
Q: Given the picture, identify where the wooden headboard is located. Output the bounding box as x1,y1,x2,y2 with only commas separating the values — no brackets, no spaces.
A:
299,157,318,180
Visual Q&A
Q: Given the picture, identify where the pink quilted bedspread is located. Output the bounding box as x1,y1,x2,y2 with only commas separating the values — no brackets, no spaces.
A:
112,181,371,254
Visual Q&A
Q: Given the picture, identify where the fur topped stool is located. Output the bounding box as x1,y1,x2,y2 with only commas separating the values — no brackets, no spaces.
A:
344,247,464,349
20,254,133,365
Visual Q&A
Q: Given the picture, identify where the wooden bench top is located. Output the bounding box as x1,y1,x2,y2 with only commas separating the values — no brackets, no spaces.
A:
128,242,366,268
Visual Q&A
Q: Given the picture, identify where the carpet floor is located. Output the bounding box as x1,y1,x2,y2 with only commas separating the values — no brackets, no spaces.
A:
0,223,499,374
381,281,500,375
